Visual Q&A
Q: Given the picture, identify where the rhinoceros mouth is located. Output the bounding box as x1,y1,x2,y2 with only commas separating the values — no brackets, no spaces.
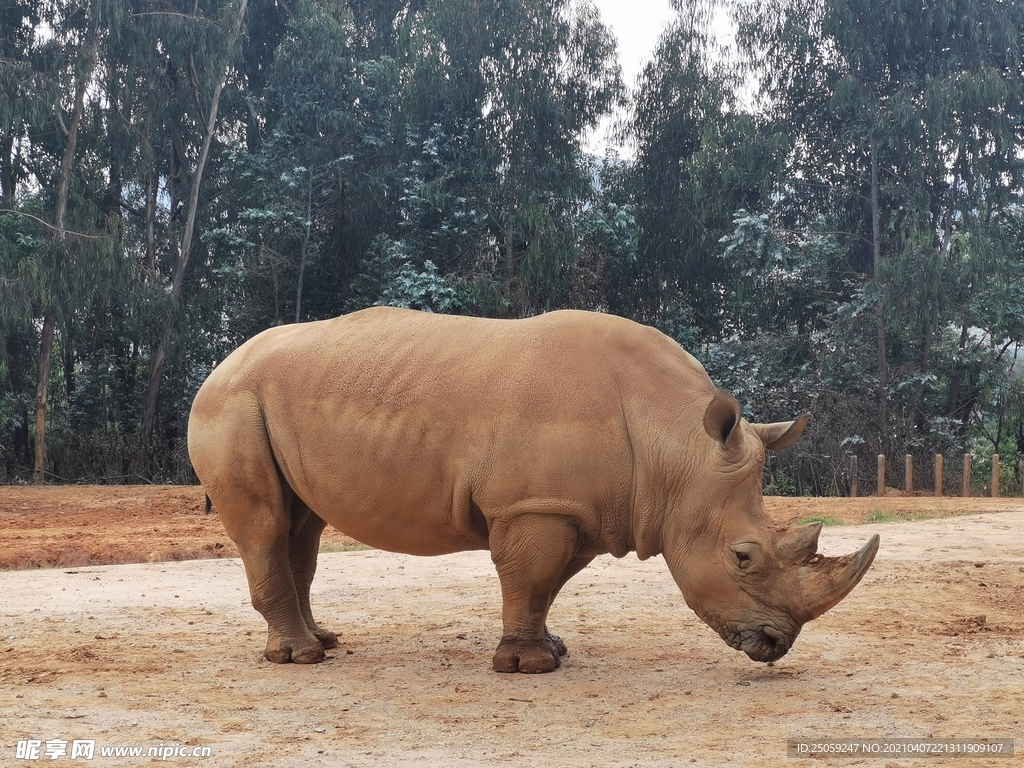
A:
721,623,796,663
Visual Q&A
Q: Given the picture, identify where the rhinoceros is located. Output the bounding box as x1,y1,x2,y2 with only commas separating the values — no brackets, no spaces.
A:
187,307,878,673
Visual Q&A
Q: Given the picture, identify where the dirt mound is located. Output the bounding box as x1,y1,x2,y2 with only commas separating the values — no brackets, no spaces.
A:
0,485,358,569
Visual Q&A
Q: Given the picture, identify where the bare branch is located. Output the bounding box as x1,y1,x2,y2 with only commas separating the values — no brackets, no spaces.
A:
128,11,216,25
188,54,206,127
0,208,111,241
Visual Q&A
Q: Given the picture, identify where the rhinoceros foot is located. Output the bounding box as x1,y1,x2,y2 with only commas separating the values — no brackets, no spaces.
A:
493,635,565,673
545,632,568,657
311,626,339,650
264,633,327,664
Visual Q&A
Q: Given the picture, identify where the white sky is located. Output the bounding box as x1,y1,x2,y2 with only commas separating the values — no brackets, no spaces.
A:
592,0,677,90
584,0,739,154
586,0,677,154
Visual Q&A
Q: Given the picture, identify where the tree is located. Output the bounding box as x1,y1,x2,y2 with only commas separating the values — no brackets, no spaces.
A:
137,0,250,456
0,0,121,483
478,0,622,314
728,0,1024,451
0,0,44,475
619,13,781,332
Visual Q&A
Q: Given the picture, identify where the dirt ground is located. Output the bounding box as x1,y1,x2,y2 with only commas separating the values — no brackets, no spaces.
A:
0,486,362,570
1,485,1018,570
1,487,1022,766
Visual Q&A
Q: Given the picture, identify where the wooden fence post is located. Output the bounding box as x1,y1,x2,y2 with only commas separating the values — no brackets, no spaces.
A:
963,453,972,498
877,455,886,497
850,456,858,498
934,454,943,497
905,454,913,493
991,454,1000,498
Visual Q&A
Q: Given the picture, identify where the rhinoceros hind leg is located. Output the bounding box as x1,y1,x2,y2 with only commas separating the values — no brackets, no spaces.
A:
541,554,595,657
489,513,580,673
245,534,326,665
216,491,325,663
249,527,326,665
287,497,337,650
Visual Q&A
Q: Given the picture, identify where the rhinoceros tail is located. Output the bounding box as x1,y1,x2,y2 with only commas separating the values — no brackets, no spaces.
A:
204,493,213,515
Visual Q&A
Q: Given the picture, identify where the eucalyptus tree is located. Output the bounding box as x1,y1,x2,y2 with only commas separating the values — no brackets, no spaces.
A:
96,0,251,462
238,0,623,319
476,0,622,314
619,14,781,333
206,0,406,339
0,0,43,474
0,0,124,482
355,0,624,316
726,0,1024,449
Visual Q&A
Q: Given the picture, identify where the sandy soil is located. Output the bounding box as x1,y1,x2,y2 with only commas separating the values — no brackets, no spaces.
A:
1,487,1022,766
0,486,360,570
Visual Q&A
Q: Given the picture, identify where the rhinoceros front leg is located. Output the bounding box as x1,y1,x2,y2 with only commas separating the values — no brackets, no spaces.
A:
489,513,581,673
543,554,596,657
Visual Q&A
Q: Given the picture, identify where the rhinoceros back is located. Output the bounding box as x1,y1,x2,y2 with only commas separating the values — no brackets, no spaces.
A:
187,307,712,557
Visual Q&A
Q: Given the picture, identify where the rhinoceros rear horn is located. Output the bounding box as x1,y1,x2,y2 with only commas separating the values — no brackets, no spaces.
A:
778,521,822,563
802,534,880,621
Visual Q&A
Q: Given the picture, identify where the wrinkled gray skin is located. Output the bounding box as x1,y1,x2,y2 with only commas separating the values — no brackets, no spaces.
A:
188,308,879,672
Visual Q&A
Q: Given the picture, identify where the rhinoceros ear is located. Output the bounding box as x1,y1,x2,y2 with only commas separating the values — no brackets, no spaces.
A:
751,412,811,451
703,388,743,450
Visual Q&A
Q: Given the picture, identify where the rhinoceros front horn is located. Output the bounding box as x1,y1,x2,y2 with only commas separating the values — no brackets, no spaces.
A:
801,534,880,621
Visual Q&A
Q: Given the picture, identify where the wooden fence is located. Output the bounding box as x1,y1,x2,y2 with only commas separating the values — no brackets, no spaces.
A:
848,453,1022,498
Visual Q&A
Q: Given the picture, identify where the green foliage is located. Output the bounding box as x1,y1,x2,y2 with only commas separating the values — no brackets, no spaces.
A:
719,211,846,337
1,0,1022,490
615,15,784,331
349,236,461,314
764,471,797,497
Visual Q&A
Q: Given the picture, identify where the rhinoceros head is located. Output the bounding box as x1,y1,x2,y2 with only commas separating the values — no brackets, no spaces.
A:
662,389,879,663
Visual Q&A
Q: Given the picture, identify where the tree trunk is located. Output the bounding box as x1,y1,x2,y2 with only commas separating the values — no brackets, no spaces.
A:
6,329,32,468
909,319,931,429
63,324,75,401
139,340,166,453
2,144,30,470
139,0,249,455
145,167,157,272
33,29,99,484
33,309,56,484
870,138,888,443
0,134,15,202
295,164,314,324
946,320,970,421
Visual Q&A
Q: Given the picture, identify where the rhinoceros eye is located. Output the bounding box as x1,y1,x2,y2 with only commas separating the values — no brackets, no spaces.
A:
731,543,759,570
